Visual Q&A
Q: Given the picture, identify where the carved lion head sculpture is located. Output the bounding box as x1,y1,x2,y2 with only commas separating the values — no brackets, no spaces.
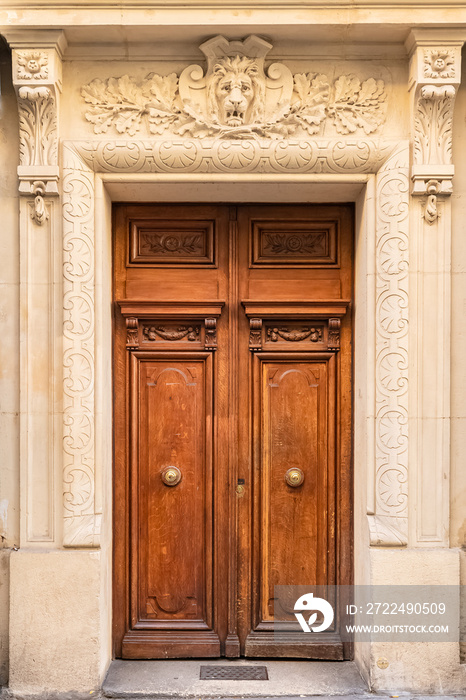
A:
207,55,266,127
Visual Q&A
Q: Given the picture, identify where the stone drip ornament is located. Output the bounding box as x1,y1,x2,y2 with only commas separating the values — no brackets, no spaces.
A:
81,35,387,139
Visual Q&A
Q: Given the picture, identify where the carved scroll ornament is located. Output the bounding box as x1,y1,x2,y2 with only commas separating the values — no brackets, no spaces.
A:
81,35,387,140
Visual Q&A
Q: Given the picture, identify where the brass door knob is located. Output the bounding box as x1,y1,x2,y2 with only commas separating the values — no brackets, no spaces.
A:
285,468,304,487
161,466,182,486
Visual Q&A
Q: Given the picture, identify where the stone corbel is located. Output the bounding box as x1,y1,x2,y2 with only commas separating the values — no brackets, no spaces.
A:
406,32,463,223
6,31,67,222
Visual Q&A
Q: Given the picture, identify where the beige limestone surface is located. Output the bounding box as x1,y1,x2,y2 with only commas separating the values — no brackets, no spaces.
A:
9,550,105,694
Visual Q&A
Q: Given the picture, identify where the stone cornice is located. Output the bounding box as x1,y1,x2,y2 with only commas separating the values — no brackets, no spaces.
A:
3,8,466,42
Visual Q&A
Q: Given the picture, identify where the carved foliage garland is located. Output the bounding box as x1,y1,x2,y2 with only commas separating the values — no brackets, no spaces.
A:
371,145,409,546
81,35,387,140
62,147,99,547
82,72,387,140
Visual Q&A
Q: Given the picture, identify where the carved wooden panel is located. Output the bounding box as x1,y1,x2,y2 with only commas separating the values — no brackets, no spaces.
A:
244,353,337,656
123,352,220,656
240,352,342,658
124,318,217,350
248,318,341,352
129,219,216,267
142,323,201,345
251,219,338,267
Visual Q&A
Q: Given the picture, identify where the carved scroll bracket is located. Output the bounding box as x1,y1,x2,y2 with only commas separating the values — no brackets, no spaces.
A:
119,301,224,352
7,30,66,215
406,31,463,223
243,301,348,353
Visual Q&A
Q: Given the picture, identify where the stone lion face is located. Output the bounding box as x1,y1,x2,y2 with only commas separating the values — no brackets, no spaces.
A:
216,72,254,127
208,56,263,127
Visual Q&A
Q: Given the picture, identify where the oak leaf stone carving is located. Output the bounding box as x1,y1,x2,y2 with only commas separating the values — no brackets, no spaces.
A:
81,37,387,140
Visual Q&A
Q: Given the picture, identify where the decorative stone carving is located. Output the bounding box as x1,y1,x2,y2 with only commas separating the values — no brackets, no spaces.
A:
30,180,49,225
16,50,49,80
70,138,394,175
368,143,410,547
62,147,100,547
423,49,455,80
11,39,63,221
413,84,456,167
408,37,462,224
81,35,387,140
17,86,57,167
406,31,463,546
423,179,441,224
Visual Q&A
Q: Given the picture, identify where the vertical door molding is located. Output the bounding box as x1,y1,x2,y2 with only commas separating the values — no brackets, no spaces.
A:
367,143,410,546
406,30,463,546
62,142,100,546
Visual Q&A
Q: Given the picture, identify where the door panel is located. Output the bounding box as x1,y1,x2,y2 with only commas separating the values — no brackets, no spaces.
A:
261,357,330,593
245,353,340,658
113,203,353,660
123,352,220,658
135,356,212,628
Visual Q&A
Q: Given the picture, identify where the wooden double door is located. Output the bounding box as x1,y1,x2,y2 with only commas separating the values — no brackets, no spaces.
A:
113,204,353,660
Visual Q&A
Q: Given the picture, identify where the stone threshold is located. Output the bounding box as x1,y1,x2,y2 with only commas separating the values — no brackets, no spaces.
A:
102,660,367,698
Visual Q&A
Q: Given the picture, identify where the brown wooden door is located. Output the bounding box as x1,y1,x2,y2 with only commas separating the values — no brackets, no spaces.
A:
113,204,353,660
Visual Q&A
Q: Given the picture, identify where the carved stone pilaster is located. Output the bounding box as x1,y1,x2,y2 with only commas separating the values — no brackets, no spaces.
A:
406,32,463,223
405,31,463,548
7,31,66,224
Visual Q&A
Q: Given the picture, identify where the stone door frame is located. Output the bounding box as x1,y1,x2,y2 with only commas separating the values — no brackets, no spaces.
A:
59,137,413,556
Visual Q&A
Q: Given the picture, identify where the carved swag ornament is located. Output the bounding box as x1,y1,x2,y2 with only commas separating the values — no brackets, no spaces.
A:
81,35,387,140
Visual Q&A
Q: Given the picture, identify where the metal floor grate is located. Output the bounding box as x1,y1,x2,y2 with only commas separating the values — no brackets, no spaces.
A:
200,665,269,680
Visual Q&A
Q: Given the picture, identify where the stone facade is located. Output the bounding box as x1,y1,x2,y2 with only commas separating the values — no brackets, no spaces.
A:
0,3,465,696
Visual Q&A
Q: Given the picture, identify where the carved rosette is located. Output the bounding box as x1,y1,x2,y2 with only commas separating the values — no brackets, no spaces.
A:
408,38,462,224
